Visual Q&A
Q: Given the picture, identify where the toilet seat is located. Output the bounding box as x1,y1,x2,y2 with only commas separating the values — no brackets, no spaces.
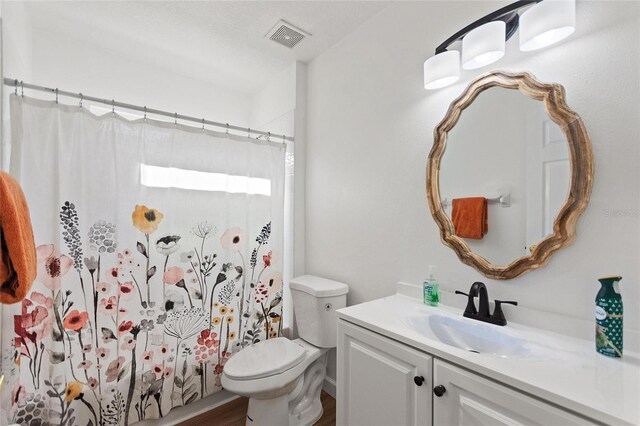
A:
224,337,307,381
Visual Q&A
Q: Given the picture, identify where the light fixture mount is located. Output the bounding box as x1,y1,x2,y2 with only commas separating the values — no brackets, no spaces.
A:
424,0,576,90
435,0,541,54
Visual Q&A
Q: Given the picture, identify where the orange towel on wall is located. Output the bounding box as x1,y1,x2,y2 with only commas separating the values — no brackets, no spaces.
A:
0,171,36,304
452,197,488,240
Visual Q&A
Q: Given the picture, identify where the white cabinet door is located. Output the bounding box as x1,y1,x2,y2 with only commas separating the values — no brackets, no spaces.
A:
337,320,433,426
433,360,596,426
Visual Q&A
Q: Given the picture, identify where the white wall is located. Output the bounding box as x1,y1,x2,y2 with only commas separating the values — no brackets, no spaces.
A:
248,62,306,334
5,22,252,129
306,0,640,365
1,1,34,169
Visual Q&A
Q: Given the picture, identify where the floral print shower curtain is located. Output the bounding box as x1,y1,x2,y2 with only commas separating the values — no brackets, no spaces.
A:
2,95,286,425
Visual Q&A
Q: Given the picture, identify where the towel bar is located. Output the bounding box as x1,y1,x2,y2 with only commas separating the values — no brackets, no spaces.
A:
441,194,510,209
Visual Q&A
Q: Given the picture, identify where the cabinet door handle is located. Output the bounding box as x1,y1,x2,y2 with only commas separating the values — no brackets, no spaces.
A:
413,376,425,386
433,385,446,397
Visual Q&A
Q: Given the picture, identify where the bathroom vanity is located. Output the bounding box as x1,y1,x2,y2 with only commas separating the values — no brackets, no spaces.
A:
336,291,639,426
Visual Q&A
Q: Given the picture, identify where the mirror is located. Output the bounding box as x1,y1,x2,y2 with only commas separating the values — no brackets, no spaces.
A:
427,71,593,279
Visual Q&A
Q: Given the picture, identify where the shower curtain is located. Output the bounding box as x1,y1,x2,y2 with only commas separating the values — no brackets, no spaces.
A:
1,95,285,426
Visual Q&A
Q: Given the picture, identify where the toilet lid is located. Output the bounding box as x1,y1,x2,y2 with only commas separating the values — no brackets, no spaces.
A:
224,337,307,381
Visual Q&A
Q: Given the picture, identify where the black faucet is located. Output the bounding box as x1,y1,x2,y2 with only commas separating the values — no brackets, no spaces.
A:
455,282,517,326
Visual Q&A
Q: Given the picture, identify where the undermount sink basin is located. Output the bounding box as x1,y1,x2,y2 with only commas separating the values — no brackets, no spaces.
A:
405,314,553,360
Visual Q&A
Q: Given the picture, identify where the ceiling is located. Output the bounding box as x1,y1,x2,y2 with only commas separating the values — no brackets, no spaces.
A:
25,1,390,94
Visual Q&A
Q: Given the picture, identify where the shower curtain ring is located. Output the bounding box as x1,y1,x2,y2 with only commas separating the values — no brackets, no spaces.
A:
283,134,286,144
14,79,17,95
55,89,59,104
111,99,115,114
248,128,251,139
174,112,178,126
226,123,229,134
202,118,205,131
267,132,271,142
20,81,24,97
143,106,147,121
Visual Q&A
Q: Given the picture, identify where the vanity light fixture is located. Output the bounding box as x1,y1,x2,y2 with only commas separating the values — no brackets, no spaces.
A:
424,51,460,90
519,0,576,51
423,0,576,90
462,21,506,70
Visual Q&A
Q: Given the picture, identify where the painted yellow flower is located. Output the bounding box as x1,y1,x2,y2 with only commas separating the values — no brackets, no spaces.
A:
213,302,219,308
226,316,234,324
269,331,278,338
132,205,164,234
229,308,235,314
212,317,221,326
229,332,237,340
65,381,84,401
271,315,281,323
219,306,228,315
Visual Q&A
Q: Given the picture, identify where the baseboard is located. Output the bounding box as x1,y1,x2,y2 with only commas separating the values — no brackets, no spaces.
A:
136,389,239,425
322,377,336,398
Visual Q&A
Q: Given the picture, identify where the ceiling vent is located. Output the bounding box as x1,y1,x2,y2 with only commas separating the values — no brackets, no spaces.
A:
266,20,310,49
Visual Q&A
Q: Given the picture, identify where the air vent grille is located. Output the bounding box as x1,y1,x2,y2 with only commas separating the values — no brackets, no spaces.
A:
270,25,305,48
265,20,310,49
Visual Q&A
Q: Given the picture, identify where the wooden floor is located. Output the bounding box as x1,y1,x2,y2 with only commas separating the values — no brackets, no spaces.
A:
179,391,336,426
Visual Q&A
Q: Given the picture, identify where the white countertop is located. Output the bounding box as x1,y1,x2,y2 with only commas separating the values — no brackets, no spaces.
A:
337,294,640,426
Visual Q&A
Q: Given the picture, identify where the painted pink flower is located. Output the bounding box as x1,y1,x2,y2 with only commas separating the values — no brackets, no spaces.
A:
263,251,272,268
20,299,49,331
106,356,126,382
254,282,269,304
118,320,134,336
163,267,184,285
97,282,112,294
159,344,170,358
220,227,245,252
78,360,92,370
118,307,128,315
152,363,164,379
29,291,54,309
87,377,99,390
141,351,154,364
118,281,135,300
99,297,118,316
96,347,110,360
164,367,173,378
120,336,136,351
36,244,74,291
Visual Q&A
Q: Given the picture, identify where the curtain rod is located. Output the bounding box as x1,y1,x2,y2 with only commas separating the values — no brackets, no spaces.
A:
3,78,294,143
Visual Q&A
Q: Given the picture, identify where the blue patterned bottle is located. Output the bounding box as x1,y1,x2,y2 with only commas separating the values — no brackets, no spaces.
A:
595,276,623,358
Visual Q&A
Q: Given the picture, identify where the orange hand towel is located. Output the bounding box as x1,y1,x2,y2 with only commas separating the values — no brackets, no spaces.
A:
0,171,36,304
451,197,488,240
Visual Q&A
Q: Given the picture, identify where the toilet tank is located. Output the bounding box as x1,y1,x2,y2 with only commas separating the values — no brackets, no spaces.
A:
290,275,349,348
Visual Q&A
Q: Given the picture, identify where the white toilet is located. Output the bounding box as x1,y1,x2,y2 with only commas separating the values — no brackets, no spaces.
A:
222,275,348,426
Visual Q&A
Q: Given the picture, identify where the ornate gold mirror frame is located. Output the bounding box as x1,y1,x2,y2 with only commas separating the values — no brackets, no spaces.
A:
427,71,593,279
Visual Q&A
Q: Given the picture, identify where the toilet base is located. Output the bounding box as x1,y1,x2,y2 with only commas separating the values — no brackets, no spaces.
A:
246,394,290,425
244,354,328,426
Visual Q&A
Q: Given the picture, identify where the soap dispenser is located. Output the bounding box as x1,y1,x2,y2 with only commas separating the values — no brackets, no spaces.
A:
423,265,439,307
595,275,623,358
